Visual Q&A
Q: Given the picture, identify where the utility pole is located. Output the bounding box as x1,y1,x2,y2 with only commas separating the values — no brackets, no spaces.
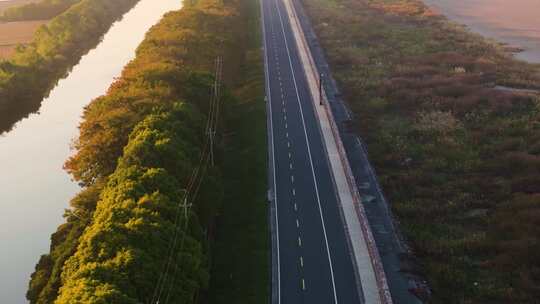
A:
180,196,192,220
209,56,223,167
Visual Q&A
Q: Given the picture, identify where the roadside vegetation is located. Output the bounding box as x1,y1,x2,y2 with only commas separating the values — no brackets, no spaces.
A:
206,0,269,302
0,0,140,133
302,0,540,302
0,0,81,22
27,0,268,302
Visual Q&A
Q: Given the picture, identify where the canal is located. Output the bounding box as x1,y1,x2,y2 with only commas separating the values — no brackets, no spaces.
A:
0,0,181,302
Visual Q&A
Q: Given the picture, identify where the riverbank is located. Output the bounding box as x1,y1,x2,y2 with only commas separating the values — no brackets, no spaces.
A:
301,0,540,302
0,0,140,134
27,0,268,302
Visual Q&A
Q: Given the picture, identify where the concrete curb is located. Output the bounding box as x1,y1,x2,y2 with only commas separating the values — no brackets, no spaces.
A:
260,0,280,301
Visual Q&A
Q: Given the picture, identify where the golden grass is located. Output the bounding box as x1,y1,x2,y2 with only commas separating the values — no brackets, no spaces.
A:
0,19,46,59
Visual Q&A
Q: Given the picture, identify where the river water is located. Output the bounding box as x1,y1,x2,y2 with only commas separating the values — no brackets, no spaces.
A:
423,0,540,63
0,0,181,302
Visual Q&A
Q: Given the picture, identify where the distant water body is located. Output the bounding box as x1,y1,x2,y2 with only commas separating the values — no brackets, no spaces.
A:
0,0,181,302
423,0,540,63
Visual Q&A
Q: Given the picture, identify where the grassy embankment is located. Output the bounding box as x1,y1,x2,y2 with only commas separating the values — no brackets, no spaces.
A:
0,0,140,133
206,0,268,301
302,0,540,302
27,0,268,302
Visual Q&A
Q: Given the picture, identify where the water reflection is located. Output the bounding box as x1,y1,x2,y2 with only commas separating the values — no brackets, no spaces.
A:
0,0,181,302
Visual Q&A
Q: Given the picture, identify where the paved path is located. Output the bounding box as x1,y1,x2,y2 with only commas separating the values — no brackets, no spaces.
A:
262,0,390,302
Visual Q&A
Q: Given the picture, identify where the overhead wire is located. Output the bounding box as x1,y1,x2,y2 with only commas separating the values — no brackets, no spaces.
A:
151,55,223,304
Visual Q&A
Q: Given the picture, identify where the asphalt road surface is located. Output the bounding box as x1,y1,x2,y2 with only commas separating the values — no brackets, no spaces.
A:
262,0,363,302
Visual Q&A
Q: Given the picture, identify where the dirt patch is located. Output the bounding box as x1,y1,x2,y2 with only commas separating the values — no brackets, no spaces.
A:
0,19,46,59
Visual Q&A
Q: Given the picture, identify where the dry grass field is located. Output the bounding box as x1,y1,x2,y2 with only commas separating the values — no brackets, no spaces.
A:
0,19,46,59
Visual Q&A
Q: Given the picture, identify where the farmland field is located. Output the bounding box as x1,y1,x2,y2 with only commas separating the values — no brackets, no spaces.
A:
0,0,39,14
0,19,46,59
0,0,45,60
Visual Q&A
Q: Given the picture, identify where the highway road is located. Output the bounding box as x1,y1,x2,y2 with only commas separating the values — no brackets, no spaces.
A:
262,0,363,302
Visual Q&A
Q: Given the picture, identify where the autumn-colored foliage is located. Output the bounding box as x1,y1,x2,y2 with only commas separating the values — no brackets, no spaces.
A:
27,0,260,302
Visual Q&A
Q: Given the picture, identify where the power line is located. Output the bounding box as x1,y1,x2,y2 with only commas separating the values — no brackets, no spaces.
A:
150,55,223,304
162,56,223,303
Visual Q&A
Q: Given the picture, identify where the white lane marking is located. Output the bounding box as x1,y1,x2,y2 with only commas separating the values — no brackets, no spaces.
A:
300,255,304,266
302,279,306,291
294,203,298,211
298,236,302,247
296,219,300,228
289,163,293,170
286,132,289,138
285,122,288,129
292,188,296,196
261,1,281,302
291,175,295,183
275,0,338,302
287,142,290,148
288,152,292,159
